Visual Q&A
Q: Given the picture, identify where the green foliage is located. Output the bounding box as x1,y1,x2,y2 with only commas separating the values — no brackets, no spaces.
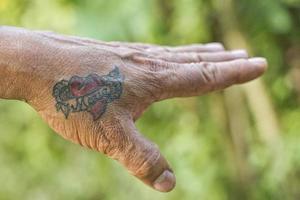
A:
0,0,300,199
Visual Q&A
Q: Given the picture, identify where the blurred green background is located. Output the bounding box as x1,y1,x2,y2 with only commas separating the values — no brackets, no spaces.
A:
0,0,300,199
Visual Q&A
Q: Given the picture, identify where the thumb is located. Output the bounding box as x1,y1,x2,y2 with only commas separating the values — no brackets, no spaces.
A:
103,116,175,192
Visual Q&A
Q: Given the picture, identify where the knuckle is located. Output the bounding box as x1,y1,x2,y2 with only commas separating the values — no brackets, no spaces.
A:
195,53,203,62
160,46,171,52
148,60,164,71
94,120,128,157
157,52,171,61
227,59,247,84
131,145,161,178
119,50,143,60
124,69,163,102
200,62,220,86
130,55,163,72
144,71,165,100
135,69,165,100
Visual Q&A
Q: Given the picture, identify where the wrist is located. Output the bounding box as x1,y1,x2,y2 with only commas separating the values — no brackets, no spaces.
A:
0,26,35,100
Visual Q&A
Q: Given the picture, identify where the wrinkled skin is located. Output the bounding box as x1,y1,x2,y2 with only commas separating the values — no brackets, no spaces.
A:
0,26,267,192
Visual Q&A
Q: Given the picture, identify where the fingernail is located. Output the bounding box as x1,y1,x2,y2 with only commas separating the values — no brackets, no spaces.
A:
248,57,268,68
206,43,224,50
249,57,267,65
153,170,176,192
231,50,248,58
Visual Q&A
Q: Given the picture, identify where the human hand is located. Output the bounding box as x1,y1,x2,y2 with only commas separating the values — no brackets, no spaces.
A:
0,26,267,192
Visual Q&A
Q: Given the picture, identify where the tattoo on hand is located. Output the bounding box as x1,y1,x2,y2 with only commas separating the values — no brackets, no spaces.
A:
52,66,124,120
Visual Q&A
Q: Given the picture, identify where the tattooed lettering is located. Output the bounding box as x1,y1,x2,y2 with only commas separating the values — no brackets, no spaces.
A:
52,66,124,120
